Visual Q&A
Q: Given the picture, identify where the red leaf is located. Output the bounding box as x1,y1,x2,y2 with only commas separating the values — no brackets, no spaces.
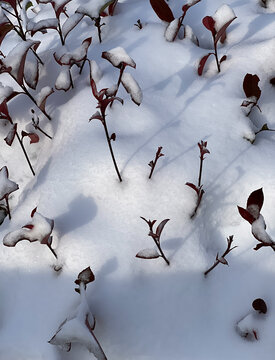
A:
0,23,13,47
90,77,99,100
220,55,227,63
202,16,216,35
22,224,34,229
198,53,213,76
31,207,37,217
109,0,118,15
214,17,237,46
156,219,169,237
247,188,264,212
243,74,261,100
21,131,39,144
149,0,175,22
17,41,40,86
237,206,255,224
1,0,16,10
4,123,17,146
186,182,199,195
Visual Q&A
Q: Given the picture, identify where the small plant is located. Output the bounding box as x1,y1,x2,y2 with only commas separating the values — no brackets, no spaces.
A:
204,235,237,277
148,146,164,179
49,267,107,359
198,5,236,75
89,64,123,182
101,47,142,105
0,166,19,220
30,109,52,139
238,188,275,251
186,140,210,218
149,0,201,42
134,19,143,30
3,207,58,259
1,100,39,176
136,217,170,265
241,74,262,116
236,298,267,340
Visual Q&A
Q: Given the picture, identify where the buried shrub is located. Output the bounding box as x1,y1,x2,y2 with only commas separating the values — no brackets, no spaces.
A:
198,5,236,75
238,188,275,251
136,217,170,265
49,267,107,360
148,146,164,179
3,207,58,259
89,63,123,182
186,140,210,218
149,0,201,43
204,235,237,277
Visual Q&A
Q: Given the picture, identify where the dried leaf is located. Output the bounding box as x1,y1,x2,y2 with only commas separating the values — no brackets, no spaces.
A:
75,266,95,286
21,131,39,144
247,188,264,213
237,206,255,224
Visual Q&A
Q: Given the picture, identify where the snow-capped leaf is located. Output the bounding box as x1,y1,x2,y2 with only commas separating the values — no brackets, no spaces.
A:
0,166,19,200
27,18,58,36
89,60,102,83
62,12,84,41
136,248,160,259
54,38,92,66
247,188,264,215
156,218,169,237
0,23,13,47
149,0,174,23
102,47,136,68
4,123,17,146
214,17,237,46
55,66,72,91
198,53,213,76
36,86,54,113
184,24,199,46
121,72,142,105
182,0,201,13
164,18,180,42
23,51,39,90
21,131,39,144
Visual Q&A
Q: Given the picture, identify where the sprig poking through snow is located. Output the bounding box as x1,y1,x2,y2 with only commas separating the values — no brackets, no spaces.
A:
49,267,107,359
0,166,19,220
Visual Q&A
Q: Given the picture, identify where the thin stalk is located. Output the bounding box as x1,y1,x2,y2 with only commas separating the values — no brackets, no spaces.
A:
204,260,219,277
155,239,170,265
102,114,122,182
95,17,102,43
57,21,65,45
213,36,220,73
15,132,35,176
110,64,125,108
198,155,203,187
35,126,52,139
5,196,11,219
79,58,87,74
69,69,74,89
46,242,58,259
1,7,17,18
14,5,26,40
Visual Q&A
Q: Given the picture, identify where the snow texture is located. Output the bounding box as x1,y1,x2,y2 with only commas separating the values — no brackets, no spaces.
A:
0,166,18,200
213,4,236,32
23,52,39,90
102,47,136,68
55,65,71,91
62,12,84,40
136,248,160,259
76,0,109,19
0,82,13,103
121,72,142,105
251,214,274,244
3,211,53,246
236,311,266,340
35,86,52,107
26,18,58,34
89,60,102,83
164,18,179,42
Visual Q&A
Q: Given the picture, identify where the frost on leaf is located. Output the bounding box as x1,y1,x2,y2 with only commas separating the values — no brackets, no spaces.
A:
26,18,58,36
136,248,160,259
55,66,71,91
89,60,102,83
121,72,142,105
0,166,19,201
76,0,110,19
164,18,180,42
49,268,107,360
3,210,54,247
2,40,40,85
102,47,136,68
62,13,84,41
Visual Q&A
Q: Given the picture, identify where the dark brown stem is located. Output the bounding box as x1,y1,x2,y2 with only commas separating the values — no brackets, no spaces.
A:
57,20,65,45
94,17,103,43
154,238,170,265
110,64,125,108
149,147,163,179
79,58,87,74
69,69,74,89
213,36,220,73
198,155,203,188
102,113,122,182
14,5,26,40
15,132,35,176
47,242,58,259
5,196,11,219
36,126,52,139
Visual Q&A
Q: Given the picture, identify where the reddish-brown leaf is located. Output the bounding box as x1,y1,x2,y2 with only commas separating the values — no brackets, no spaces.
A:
0,23,14,47
75,266,95,285
237,206,255,224
156,219,170,238
243,74,261,100
198,53,213,76
202,16,216,35
21,131,39,144
247,188,264,212
31,207,37,217
109,0,118,15
4,123,17,146
214,17,237,46
149,0,174,22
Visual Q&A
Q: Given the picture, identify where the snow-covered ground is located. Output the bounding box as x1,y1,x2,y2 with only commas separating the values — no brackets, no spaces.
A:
1,0,275,358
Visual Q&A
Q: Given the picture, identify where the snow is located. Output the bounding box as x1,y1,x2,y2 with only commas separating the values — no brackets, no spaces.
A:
76,0,110,19
102,46,136,68
26,18,58,34
55,65,71,91
2,0,275,359
0,82,14,103
236,311,267,340
0,166,18,200
3,211,54,247
62,12,84,40
121,72,142,105
136,248,160,259
89,60,102,83
35,86,53,107
251,214,274,244
164,18,179,42
213,4,236,32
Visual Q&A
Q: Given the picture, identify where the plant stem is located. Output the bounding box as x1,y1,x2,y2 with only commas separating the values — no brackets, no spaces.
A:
204,260,219,277
95,17,102,43
15,132,35,176
47,242,58,259
198,155,203,187
5,196,11,219
57,21,65,45
155,239,170,265
102,114,122,182
213,37,220,73
36,126,52,139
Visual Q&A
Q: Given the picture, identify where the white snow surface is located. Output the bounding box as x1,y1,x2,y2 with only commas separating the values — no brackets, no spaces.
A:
0,166,18,200
164,18,179,42
0,83,13,103
2,0,275,359
121,72,142,105
76,0,110,19
102,46,136,68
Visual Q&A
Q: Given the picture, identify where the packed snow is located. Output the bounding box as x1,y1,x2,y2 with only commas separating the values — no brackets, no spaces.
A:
1,0,275,359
